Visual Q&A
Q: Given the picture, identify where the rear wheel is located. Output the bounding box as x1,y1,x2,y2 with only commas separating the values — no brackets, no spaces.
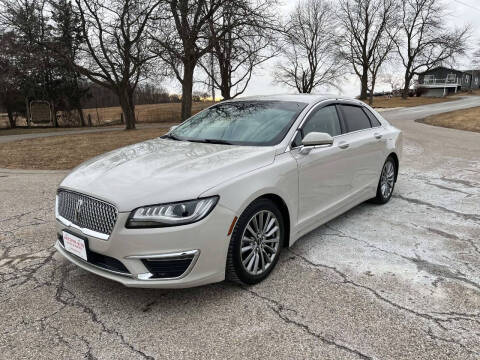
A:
372,156,397,204
226,198,284,285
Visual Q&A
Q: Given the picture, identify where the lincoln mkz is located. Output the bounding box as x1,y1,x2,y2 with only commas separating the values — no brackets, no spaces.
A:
55,95,402,288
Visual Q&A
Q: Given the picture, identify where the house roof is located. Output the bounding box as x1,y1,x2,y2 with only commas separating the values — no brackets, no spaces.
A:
418,66,464,75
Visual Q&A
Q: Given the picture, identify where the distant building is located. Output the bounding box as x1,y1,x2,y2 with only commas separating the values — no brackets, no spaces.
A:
416,66,480,97
463,69,480,90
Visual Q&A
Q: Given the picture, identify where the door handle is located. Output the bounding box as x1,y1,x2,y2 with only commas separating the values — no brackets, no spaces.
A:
374,132,383,139
338,141,350,149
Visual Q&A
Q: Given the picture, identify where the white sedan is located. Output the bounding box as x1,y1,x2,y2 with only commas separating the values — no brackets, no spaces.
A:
55,95,402,288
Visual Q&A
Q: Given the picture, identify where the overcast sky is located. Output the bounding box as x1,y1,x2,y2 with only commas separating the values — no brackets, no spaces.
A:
165,0,480,98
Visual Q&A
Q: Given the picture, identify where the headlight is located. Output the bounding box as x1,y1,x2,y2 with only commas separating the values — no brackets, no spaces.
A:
126,196,219,228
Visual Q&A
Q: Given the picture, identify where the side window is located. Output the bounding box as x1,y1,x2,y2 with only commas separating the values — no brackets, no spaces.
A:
338,105,372,132
302,106,342,138
363,108,382,127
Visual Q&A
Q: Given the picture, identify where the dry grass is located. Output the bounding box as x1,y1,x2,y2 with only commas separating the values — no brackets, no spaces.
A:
0,126,108,136
421,107,480,133
0,127,169,170
366,96,457,109
465,89,480,96
0,101,213,130
82,102,214,126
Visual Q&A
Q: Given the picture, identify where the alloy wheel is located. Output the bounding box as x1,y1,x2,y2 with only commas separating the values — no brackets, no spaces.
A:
380,160,395,199
240,210,280,276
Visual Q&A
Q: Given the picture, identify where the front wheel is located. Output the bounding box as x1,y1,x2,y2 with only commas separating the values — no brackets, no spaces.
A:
226,198,284,285
372,156,397,204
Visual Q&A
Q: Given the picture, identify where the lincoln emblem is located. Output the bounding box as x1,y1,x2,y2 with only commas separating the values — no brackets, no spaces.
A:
74,199,84,223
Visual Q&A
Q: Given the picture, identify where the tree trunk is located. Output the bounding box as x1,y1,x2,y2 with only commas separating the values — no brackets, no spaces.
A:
26,97,31,128
77,107,86,127
52,103,59,128
181,63,195,121
360,69,368,100
118,87,136,130
369,78,376,106
221,85,231,101
7,108,16,128
402,74,411,99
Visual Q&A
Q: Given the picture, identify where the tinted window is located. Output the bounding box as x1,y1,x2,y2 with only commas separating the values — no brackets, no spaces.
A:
302,106,342,137
364,108,382,127
171,101,307,146
339,105,372,132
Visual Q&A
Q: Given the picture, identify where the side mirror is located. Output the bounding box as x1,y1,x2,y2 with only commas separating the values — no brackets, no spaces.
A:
302,132,334,147
169,125,178,133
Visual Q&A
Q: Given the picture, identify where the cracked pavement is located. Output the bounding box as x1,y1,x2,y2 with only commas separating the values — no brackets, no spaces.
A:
1,98,479,359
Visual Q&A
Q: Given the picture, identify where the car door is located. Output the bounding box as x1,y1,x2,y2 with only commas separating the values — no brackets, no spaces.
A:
292,104,352,229
336,104,385,196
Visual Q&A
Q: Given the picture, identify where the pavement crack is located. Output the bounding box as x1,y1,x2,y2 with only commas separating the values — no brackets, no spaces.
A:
323,224,406,259
242,286,372,360
425,327,480,356
53,264,155,360
393,194,480,222
426,182,473,196
288,250,449,331
424,227,480,256
439,176,480,189
407,256,480,292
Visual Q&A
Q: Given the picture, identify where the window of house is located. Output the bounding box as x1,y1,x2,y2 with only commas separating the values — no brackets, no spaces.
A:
446,74,456,83
424,75,434,84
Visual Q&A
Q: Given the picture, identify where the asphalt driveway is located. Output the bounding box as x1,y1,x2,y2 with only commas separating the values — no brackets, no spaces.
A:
1,97,479,359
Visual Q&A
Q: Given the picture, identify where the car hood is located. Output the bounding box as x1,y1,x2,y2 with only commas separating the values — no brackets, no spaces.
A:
60,138,275,212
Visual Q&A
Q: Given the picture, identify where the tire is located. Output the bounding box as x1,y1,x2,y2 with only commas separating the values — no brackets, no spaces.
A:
226,198,284,285
372,156,397,204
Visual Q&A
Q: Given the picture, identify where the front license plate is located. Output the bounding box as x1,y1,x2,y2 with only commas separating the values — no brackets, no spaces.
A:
63,231,88,261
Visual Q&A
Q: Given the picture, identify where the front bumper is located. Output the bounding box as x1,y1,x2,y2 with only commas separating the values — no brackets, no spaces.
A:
55,204,236,288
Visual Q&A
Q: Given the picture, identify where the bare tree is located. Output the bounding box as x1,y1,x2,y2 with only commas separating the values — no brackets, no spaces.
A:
274,0,344,93
379,70,405,94
152,0,227,120
391,0,469,99
338,0,397,100
201,1,278,100
153,0,266,120
474,46,480,69
72,0,162,129
367,30,397,104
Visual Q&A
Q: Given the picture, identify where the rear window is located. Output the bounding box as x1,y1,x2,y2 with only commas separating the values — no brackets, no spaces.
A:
339,105,372,132
364,108,382,127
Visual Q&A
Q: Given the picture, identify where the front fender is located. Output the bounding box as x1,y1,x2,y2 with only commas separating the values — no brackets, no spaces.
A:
200,152,299,245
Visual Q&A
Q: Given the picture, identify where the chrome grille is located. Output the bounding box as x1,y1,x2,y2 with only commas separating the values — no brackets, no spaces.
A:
57,190,117,236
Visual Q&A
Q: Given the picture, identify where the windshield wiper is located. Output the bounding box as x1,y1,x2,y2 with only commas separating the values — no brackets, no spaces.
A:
163,133,181,141
203,139,234,145
186,138,234,145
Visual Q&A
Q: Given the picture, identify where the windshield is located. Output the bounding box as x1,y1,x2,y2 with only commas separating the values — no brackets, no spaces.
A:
169,101,307,146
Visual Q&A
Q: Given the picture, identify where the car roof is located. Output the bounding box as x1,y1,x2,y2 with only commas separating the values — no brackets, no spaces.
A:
223,94,363,106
